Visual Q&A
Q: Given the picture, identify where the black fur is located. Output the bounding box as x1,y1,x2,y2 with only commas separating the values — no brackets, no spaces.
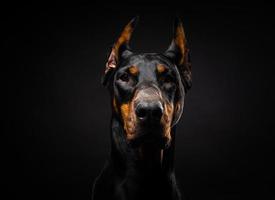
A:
92,18,191,200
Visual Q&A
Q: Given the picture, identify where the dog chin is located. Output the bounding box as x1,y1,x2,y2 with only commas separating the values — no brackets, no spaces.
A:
128,132,171,149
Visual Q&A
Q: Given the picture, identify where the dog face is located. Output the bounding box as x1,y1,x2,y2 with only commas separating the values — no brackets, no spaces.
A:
103,17,191,149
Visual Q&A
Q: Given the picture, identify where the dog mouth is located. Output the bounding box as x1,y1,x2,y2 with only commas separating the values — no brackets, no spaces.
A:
126,109,172,149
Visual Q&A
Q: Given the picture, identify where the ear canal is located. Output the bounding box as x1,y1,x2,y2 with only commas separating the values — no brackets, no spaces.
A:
165,18,192,90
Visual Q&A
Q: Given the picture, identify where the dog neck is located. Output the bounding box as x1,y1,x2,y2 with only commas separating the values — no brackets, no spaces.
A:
109,116,176,178
137,143,163,171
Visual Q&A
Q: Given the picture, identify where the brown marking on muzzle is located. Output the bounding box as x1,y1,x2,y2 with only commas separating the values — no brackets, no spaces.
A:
120,87,175,144
120,101,137,140
161,101,174,142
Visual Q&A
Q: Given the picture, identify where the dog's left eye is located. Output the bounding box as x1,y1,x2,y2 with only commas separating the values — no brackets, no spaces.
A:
119,72,129,82
160,75,174,84
163,76,173,83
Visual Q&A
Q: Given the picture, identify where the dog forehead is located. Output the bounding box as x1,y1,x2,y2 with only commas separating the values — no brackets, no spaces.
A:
121,53,173,71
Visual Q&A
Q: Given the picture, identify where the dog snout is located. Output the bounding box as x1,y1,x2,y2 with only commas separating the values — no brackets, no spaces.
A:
135,101,163,122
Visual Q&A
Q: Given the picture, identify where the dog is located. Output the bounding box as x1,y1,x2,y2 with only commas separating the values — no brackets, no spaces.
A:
92,17,192,200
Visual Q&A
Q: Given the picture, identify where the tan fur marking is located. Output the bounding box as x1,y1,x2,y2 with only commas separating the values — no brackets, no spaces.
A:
156,64,167,74
113,98,118,113
120,103,136,139
161,102,174,141
128,66,139,76
113,21,135,60
174,23,187,65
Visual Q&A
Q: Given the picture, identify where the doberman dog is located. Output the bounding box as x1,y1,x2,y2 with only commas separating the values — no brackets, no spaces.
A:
92,17,192,200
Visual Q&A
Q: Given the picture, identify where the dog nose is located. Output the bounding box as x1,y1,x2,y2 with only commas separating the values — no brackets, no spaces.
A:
135,101,163,121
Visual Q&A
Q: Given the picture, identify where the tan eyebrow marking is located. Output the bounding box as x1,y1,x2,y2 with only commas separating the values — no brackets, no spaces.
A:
128,65,139,76
156,64,167,74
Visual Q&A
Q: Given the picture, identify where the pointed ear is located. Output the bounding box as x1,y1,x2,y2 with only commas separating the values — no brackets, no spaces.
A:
102,17,138,86
165,18,192,90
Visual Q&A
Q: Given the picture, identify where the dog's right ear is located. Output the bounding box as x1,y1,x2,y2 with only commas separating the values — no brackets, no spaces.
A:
102,17,138,86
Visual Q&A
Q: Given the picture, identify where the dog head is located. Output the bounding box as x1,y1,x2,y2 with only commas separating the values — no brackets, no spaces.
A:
102,17,191,149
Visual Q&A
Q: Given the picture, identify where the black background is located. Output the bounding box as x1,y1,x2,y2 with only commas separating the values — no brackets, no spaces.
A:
3,2,274,200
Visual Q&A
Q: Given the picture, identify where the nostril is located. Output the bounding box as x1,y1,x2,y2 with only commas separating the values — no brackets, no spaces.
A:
151,106,163,119
136,106,147,119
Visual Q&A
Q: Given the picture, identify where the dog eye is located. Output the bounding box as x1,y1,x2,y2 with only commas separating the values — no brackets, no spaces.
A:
160,75,173,83
164,76,173,83
119,72,129,82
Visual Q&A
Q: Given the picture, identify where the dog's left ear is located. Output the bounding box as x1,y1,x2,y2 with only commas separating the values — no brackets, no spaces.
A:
102,17,138,86
164,18,192,90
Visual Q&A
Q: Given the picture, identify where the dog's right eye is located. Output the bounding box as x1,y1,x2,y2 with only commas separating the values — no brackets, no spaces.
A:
119,72,130,82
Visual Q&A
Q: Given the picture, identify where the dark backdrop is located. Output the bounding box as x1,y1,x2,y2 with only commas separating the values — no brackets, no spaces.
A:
3,2,274,200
